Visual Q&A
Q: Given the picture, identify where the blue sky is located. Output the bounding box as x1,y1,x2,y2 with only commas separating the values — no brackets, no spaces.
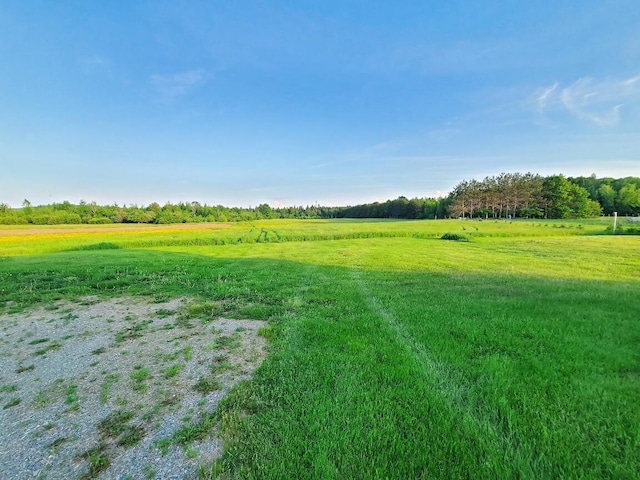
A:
1,1,639,207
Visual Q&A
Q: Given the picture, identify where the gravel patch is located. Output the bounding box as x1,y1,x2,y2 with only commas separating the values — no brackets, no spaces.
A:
0,297,266,479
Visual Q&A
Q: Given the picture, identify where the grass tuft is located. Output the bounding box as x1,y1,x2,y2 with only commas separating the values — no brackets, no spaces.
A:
172,413,217,446
15,364,35,373
98,409,135,437
3,397,21,409
164,363,183,378
79,444,110,479
130,365,151,392
33,341,62,356
117,425,145,447
193,376,221,394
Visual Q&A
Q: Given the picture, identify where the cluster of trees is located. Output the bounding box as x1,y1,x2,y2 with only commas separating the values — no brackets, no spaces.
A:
449,173,546,219
447,173,636,219
1,174,638,225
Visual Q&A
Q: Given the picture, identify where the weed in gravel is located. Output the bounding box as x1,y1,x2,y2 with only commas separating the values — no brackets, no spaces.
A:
98,410,134,437
152,436,172,455
27,338,50,345
164,345,193,362
33,341,62,356
143,464,156,479
116,320,153,343
186,448,198,459
79,298,99,306
182,345,193,361
65,384,78,405
0,383,18,393
33,390,50,408
164,363,183,379
64,383,80,411
79,444,110,479
91,346,106,355
160,391,181,407
211,334,241,351
193,376,221,394
3,397,21,409
141,407,159,423
48,437,68,454
156,308,174,318
172,412,217,446
130,365,151,392
117,425,145,447
210,355,233,375
61,312,78,325
175,315,195,329
100,374,119,404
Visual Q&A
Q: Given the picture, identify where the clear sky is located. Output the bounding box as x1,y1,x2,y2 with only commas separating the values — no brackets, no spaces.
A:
1,1,639,208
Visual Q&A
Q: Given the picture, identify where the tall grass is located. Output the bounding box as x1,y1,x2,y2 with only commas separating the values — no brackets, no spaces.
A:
0,218,611,256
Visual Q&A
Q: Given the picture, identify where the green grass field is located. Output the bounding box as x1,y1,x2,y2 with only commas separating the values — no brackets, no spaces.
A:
1,218,638,479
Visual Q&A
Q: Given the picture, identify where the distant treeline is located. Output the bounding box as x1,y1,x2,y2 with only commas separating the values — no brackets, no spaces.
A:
323,173,640,220
333,197,451,219
0,201,342,225
1,174,638,225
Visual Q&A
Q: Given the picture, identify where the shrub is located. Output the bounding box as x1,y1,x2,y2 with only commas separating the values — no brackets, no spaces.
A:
441,232,469,241
88,217,113,224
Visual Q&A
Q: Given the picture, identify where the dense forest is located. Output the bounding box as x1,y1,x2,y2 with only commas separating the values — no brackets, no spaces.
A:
1,174,638,225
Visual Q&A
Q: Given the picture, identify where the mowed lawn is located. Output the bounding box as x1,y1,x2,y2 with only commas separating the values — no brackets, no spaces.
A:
1,219,638,479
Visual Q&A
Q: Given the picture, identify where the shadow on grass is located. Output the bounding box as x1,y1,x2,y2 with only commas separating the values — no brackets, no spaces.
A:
72,242,121,251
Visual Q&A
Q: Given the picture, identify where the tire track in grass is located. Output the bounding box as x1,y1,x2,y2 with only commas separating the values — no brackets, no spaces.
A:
351,268,535,475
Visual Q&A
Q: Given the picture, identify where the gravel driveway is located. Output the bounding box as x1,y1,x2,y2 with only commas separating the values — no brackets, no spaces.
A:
0,297,265,479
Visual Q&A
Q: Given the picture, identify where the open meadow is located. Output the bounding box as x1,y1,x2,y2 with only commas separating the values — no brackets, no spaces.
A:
0,218,639,479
